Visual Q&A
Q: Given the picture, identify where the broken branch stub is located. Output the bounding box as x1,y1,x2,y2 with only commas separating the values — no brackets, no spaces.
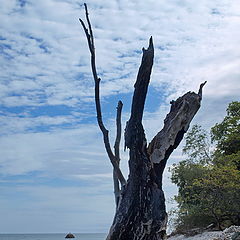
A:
148,82,207,186
124,37,154,152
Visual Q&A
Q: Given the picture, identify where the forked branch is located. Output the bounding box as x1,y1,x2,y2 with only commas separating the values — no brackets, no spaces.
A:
79,3,126,187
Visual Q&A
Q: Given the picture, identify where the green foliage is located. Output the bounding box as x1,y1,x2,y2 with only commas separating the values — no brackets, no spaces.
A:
211,101,240,156
183,125,211,164
192,163,240,229
170,101,240,232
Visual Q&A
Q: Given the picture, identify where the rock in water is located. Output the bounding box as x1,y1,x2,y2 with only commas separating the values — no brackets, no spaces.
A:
65,233,75,238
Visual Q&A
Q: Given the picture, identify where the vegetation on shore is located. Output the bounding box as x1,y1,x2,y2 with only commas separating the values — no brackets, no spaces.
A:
170,101,240,233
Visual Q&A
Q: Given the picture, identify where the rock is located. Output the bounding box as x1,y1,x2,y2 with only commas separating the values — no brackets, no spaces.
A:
65,233,75,238
212,226,240,240
185,228,203,236
167,226,240,240
232,232,240,240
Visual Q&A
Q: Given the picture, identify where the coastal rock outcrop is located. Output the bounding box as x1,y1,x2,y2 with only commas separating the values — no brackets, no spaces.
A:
65,233,75,238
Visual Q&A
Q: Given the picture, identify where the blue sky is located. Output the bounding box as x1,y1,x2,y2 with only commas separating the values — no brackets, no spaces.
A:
0,0,240,234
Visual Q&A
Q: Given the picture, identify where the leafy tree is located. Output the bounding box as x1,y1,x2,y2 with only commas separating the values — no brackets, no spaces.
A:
193,163,240,229
171,125,214,230
182,124,212,164
211,101,240,155
170,101,240,232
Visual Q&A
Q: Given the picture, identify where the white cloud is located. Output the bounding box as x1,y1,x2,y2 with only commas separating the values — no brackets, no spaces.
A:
73,172,113,180
1,0,239,107
0,115,77,134
1,0,240,233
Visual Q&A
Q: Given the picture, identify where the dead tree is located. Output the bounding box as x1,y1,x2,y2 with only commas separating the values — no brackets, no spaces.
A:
79,4,206,240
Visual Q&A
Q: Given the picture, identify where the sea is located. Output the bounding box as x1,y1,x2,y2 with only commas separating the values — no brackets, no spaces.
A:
0,233,106,240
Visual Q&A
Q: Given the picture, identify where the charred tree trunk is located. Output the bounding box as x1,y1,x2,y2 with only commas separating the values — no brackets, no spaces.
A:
107,38,168,240
106,37,206,239
79,4,206,240
106,43,206,238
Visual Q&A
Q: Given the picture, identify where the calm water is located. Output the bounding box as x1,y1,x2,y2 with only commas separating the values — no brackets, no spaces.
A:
0,233,106,240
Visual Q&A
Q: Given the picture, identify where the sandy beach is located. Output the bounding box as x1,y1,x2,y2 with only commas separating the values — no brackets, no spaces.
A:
168,231,222,240
168,226,240,240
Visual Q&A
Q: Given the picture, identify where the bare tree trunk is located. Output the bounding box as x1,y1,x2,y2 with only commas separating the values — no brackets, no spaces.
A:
106,38,206,239
107,38,168,240
79,4,206,240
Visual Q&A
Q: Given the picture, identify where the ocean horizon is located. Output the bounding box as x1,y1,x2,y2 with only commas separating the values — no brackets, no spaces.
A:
0,233,107,240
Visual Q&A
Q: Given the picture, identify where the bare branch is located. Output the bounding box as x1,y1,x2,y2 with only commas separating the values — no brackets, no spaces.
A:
79,18,93,54
113,101,123,206
84,3,94,48
114,101,123,161
79,4,126,187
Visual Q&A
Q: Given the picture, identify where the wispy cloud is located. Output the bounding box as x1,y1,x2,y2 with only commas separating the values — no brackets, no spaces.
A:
1,0,239,108
0,0,239,233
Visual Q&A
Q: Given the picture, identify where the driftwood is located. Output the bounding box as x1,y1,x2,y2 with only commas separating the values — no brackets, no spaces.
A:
79,4,206,240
